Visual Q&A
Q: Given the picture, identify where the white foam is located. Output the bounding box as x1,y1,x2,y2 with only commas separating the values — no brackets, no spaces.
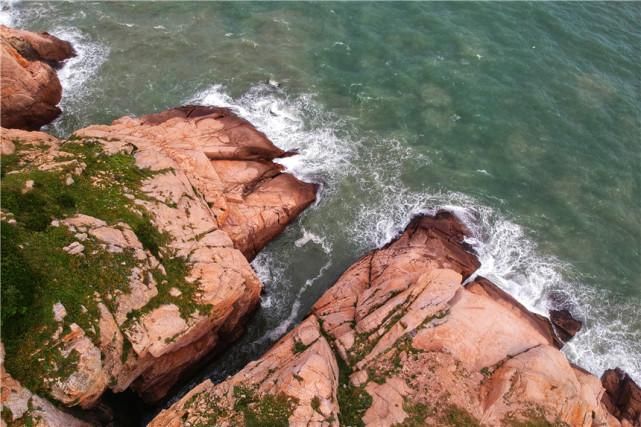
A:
251,251,286,310
0,0,22,26
49,26,109,116
185,83,354,184
254,257,332,346
187,83,640,384
294,227,332,254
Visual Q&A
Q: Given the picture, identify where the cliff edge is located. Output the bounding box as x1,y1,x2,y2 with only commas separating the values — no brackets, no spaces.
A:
0,106,317,425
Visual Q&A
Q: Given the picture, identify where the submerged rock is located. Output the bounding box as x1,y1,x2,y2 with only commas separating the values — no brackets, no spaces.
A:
0,25,74,130
550,308,583,342
0,105,316,417
151,212,621,426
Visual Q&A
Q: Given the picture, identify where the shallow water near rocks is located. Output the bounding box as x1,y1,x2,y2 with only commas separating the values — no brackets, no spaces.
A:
4,1,640,420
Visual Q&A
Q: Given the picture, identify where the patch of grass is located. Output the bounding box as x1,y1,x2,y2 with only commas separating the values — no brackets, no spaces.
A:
182,390,228,427
349,331,376,365
0,138,25,178
392,399,434,427
0,221,136,395
311,396,321,413
122,255,210,331
503,408,569,427
336,356,372,427
293,339,309,354
366,366,388,385
0,139,203,397
233,385,297,427
442,405,482,427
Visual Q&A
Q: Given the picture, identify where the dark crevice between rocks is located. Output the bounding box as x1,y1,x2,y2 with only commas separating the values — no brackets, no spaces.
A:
135,300,263,426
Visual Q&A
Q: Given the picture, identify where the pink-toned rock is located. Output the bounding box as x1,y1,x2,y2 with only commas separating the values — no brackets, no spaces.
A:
150,212,621,426
1,107,316,410
75,105,318,259
0,25,74,130
150,315,340,427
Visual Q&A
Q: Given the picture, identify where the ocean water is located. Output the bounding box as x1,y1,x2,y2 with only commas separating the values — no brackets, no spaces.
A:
4,0,640,403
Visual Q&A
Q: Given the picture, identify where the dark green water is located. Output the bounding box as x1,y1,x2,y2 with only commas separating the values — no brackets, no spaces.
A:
4,1,639,398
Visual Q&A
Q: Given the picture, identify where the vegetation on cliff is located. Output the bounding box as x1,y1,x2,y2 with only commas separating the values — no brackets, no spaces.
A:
0,137,195,398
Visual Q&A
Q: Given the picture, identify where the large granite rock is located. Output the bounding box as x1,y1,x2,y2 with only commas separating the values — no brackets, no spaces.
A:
0,106,316,418
0,25,74,130
75,105,318,260
151,212,621,426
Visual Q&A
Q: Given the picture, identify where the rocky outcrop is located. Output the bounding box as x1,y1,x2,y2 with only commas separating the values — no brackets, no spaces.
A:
601,368,641,427
75,105,318,260
550,308,583,342
0,106,316,418
152,212,621,426
0,25,74,130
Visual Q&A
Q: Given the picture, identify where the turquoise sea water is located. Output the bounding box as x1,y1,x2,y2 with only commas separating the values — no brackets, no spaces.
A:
3,0,640,404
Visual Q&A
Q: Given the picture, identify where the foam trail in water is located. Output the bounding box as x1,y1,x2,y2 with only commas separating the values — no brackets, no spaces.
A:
186,84,354,184
0,1,15,26
251,227,333,346
47,27,109,132
251,251,287,310
254,257,332,346
294,227,332,254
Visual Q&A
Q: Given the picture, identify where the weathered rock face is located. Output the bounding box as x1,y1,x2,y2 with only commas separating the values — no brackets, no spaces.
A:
0,25,74,130
0,106,316,419
1,345,91,427
601,368,641,427
75,105,318,260
152,212,621,426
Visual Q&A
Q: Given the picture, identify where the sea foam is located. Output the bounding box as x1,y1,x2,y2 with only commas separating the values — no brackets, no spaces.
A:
185,83,353,185
187,83,640,384
48,26,109,130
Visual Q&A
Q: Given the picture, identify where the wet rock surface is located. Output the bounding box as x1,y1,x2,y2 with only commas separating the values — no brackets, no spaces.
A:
549,308,583,342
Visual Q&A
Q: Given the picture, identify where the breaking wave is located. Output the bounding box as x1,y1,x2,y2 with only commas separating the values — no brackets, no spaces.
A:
186,83,353,185
349,172,641,382
47,26,109,132
189,82,640,384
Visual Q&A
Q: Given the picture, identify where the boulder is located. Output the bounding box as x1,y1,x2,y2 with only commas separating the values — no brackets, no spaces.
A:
550,308,583,342
602,368,641,426
151,212,620,426
0,25,74,130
